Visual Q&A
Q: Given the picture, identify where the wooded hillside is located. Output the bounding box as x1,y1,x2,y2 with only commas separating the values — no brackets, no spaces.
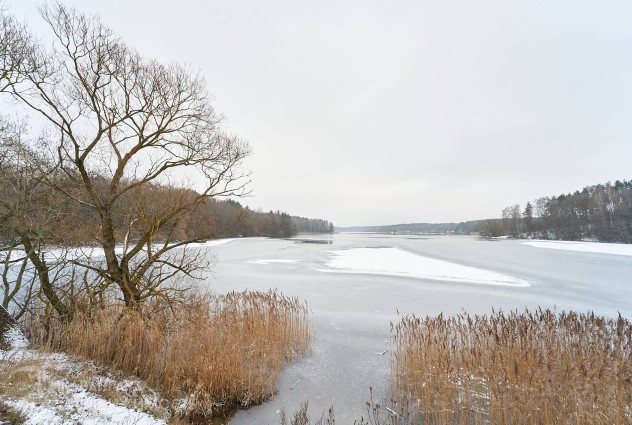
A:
479,179,632,242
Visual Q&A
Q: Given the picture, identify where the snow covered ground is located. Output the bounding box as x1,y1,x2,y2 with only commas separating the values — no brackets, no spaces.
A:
0,238,242,265
4,392,164,425
0,348,166,425
522,240,632,256
1,326,28,350
323,247,530,287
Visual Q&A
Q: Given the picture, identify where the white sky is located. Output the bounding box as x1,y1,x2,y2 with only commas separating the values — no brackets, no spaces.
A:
6,0,632,226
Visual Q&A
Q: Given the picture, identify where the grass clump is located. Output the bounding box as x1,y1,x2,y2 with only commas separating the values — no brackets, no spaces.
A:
0,400,26,425
280,402,336,425
392,309,632,424
0,360,42,401
30,290,310,421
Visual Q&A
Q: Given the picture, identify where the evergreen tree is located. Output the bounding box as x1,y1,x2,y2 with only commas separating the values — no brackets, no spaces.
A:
523,202,534,236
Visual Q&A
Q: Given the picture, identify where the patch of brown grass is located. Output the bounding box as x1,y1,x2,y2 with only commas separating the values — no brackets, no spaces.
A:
392,309,632,424
30,290,310,421
0,360,43,400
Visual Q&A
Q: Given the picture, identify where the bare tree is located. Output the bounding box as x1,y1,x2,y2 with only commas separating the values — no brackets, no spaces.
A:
1,6,69,320
4,3,250,308
501,204,523,238
477,219,505,238
0,2,50,94
0,116,75,320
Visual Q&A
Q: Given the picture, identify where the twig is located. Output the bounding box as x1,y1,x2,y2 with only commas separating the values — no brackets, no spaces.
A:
290,377,303,390
385,407,398,416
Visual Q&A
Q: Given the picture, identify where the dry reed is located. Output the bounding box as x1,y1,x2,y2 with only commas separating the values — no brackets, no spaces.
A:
392,309,632,424
29,290,310,421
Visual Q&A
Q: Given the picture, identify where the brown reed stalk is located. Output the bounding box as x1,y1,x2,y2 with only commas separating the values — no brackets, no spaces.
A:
29,290,311,421
392,309,632,425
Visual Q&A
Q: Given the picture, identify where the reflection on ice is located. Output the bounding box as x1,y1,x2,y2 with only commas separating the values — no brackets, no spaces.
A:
323,247,530,287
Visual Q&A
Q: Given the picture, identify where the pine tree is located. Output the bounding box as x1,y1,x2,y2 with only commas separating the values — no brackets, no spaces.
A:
523,202,534,236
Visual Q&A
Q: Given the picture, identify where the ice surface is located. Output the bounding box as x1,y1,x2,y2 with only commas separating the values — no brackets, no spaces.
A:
323,247,530,287
204,234,632,423
522,240,632,256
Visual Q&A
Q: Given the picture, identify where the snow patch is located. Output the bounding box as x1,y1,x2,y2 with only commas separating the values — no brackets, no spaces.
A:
0,238,241,265
176,238,240,249
322,247,529,287
249,259,299,265
4,396,165,425
0,349,166,424
0,349,67,363
2,325,28,349
522,240,632,257
4,400,64,424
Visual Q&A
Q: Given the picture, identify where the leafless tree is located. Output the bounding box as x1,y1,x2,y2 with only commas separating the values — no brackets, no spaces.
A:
1,6,64,320
3,3,250,308
477,219,505,238
501,204,523,238
0,2,50,94
0,116,76,320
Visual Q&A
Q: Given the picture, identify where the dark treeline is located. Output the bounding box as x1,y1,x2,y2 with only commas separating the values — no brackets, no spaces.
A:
337,221,480,235
196,200,334,239
478,179,632,242
292,216,335,234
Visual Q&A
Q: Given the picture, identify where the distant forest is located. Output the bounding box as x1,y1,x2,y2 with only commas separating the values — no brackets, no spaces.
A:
339,179,632,244
207,199,334,238
336,221,480,235
479,179,632,243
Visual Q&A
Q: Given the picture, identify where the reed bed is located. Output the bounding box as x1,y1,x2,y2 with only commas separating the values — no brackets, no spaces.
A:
392,309,632,424
30,290,310,420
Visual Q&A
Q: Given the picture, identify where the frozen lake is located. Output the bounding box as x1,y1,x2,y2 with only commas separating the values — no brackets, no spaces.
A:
201,234,632,423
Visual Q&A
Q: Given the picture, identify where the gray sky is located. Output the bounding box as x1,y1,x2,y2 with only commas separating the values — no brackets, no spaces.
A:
7,0,632,226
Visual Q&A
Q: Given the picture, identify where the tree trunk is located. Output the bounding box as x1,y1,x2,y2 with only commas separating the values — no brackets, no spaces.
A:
99,213,141,307
20,235,72,322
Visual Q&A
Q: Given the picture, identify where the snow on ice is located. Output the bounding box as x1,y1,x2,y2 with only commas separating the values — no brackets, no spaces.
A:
323,247,530,287
522,240,632,257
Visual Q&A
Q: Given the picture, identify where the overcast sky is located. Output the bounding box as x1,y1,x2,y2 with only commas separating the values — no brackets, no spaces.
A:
6,0,632,226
